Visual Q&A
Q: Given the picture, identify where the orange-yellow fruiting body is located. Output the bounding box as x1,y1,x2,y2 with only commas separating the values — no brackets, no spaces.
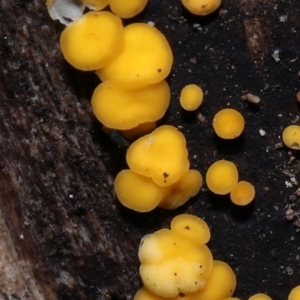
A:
134,287,176,300
110,0,148,18
282,125,300,150
181,0,222,16
114,170,166,212
60,11,124,71
170,214,210,245
121,122,156,140
126,125,190,187
158,170,203,209
206,160,238,195
213,108,245,139
91,81,170,130
180,84,203,111
230,181,255,206
81,0,109,10
288,286,300,300
97,23,173,85
248,294,272,300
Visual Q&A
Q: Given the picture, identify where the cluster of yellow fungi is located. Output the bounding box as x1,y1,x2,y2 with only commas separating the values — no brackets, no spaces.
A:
47,0,300,299
114,125,203,212
135,214,237,300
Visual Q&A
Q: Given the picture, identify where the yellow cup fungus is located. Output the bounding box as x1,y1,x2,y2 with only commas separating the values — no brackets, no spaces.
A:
282,125,300,150
181,0,222,16
158,170,203,209
121,122,156,140
212,108,245,139
138,216,213,298
60,11,124,71
170,214,210,245
180,84,204,111
97,23,173,86
91,81,170,130
126,125,190,187
81,0,109,10
110,0,148,18
288,286,300,300
206,160,239,195
230,181,255,206
248,294,272,300
134,287,176,300
182,260,236,300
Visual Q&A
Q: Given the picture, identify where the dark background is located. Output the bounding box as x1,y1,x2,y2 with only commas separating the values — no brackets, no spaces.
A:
0,0,300,299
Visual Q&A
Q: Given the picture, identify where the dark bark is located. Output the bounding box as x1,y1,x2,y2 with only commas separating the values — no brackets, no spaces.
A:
0,0,300,299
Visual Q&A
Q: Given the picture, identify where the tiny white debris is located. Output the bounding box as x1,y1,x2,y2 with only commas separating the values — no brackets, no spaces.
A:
259,129,266,136
274,205,278,211
19,234,24,240
272,49,281,62
147,21,155,26
285,181,293,188
241,93,261,104
69,194,74,199
279,15,288,22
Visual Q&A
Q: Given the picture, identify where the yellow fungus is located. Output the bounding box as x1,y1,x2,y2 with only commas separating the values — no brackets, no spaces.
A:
81,0,108,10
248,294,272,300
134,287,176,300
181,0,222,16
180,84,204,111
182,260,236,300
224,298,241,300
282,125,300,150
230,181,255,206
91,81,170,130
121,122,156,140
139,227,213,298
206,160,239,195
170,214,210,245
97,23,173,86
288,286,300,300
60,11,124,71
212,108,245,139
126,125,190,187
158,170,203,209
114,170,167,212
110,0,148,18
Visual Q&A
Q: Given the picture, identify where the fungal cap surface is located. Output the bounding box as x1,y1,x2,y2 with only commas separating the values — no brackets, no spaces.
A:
139,229,213,298
97,23,173,85
170,214,210,245
60,11,124,71
230,181,255,206
158,170,203,209
114,170,166,212
181,0,222,16
288,286,300,300
91,81,170,130
121,122,156,140
212,108,245,139
134,287,176,300
206,160,239,195
126,125,190,187
180,84,204,111
110,0,148,18
248,294,272,300
282,125,300,150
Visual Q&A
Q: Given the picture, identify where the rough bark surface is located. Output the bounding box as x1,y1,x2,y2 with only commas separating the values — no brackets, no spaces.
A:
0,0,300,299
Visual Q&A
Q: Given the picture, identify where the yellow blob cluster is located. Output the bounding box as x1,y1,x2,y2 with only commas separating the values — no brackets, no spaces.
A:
180,84,204,111
114,126,203,212
136,214,236,299
282,125,300,150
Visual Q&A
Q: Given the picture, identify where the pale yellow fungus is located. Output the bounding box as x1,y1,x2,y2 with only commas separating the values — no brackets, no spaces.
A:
288,286,300,300
206,160,239,195
134,287,176,300
110,0,148,18
114,170,167,212
282,125,300,150
60,11,124,71
97,23,173,86
248,294,272,300
121,122,156,140
139,227,213,298
183,260,236,300
180,84,204,111
212,108,245,139
181,0,222,16
91,81,170,130
230,181,255,206
81,0,108,10
126,125,190,187
170,214,210,245
158,170,203,209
